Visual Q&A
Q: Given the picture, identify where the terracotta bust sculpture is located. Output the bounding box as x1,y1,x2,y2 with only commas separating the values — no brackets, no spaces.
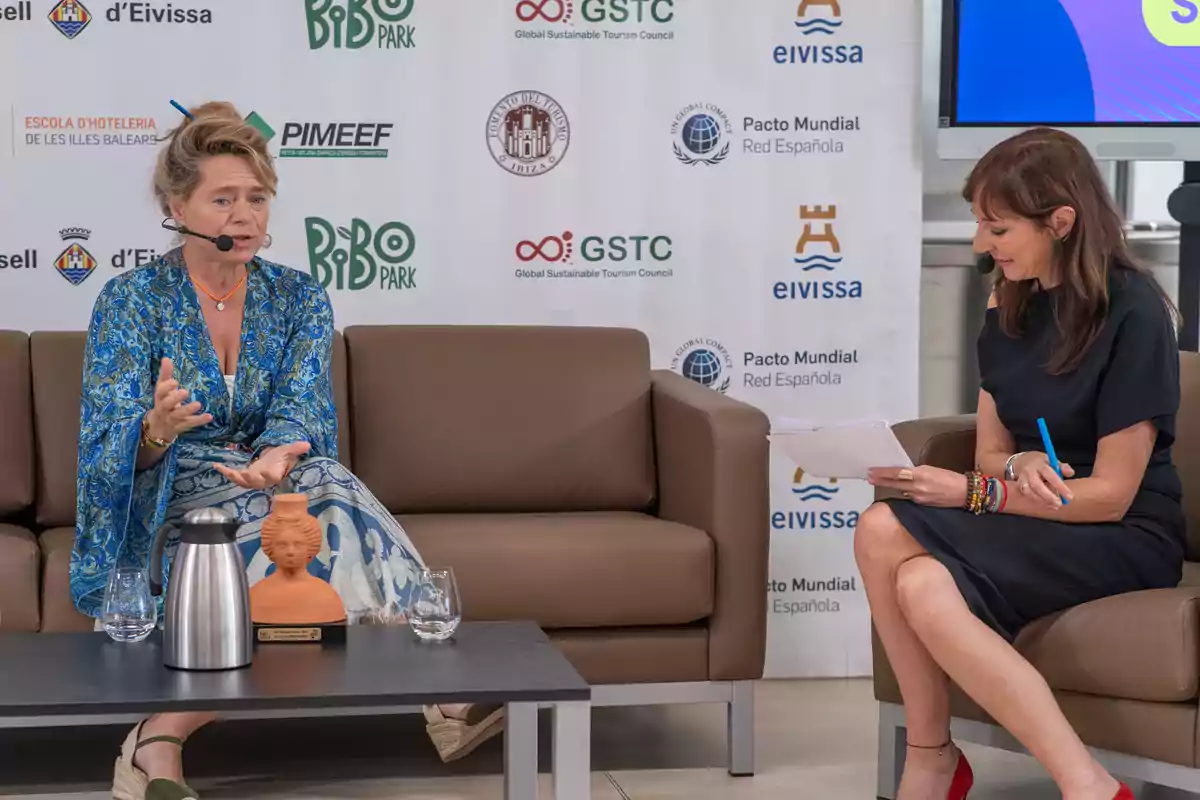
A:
250,493,346,625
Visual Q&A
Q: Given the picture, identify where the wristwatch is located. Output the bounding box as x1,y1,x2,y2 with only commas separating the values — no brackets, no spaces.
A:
141,415,174,449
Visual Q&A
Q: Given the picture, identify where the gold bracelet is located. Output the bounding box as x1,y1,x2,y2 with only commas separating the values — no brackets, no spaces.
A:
141,415,174,449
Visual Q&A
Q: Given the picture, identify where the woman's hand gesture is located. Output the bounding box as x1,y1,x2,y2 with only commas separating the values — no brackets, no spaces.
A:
144,358,212,443
1012,451,1075,508
867,466,970,508
214,441,311,490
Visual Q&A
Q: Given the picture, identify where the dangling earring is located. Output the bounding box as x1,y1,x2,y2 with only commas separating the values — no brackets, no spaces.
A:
263,234,273,249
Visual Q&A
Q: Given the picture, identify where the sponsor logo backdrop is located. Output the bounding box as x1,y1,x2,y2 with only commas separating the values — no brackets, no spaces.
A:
0,0,921,678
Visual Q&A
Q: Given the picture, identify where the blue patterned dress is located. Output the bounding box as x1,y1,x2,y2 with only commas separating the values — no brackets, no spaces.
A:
71,248,425,621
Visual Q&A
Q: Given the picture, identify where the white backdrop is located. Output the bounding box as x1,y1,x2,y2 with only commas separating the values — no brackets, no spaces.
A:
0,0,922,678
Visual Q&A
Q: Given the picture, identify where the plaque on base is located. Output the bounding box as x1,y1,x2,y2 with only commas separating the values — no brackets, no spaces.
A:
250,493,348,646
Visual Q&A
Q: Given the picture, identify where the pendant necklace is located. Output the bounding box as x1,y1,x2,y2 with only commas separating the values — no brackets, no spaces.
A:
191,268,247,311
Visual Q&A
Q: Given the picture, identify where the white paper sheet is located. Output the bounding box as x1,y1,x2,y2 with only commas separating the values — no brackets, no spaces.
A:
769,418,913,480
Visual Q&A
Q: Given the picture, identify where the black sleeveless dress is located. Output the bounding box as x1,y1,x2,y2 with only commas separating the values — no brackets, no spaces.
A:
883,266,1186,642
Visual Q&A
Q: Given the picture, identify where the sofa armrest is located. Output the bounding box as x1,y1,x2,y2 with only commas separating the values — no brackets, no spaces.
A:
651,370,770,681
873,415,978,502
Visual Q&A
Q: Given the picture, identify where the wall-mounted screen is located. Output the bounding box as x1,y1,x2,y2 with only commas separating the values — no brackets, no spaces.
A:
938,0,1200,160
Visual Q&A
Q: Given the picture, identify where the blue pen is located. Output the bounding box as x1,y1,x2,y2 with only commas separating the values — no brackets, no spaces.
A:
1036,417,1069,505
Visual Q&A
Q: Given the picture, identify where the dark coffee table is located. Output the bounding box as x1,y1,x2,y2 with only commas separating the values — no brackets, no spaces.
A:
0,620,591,799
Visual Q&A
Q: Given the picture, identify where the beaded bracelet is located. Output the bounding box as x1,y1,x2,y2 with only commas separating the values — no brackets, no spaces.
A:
965,472,1006,515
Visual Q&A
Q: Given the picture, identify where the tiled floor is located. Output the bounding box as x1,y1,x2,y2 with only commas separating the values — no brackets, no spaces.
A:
2,679,1194,798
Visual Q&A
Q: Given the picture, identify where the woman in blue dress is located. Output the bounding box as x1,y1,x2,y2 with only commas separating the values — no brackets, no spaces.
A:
73,102,499,800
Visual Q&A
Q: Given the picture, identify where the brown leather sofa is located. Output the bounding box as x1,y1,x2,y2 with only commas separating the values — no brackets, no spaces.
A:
0,325,768,775
872,351,1200,797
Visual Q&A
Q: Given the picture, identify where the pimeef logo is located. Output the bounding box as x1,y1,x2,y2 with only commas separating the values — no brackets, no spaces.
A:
305,0,416,50
244,112,393,159
305,217,416,291
54,227,97,286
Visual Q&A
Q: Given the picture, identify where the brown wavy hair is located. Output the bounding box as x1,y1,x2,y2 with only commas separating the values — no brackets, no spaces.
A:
963,127,1173,375
153,101,277,217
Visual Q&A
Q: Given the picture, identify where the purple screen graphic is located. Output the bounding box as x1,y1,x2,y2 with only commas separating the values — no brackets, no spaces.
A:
1059,0,1200,122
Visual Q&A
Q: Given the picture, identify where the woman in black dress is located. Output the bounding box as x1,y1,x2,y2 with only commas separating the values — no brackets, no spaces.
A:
861,127,1184,800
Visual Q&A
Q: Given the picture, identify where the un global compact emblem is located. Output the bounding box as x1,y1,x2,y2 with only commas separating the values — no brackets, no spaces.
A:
671,338,733,394
671,102,732,166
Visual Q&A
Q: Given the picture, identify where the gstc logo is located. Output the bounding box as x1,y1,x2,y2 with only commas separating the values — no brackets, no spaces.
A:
516,232,671,263
774,204,862,300
305,0,416,50
1144,0,1200,44
305,217,416,291
774,0,864,65
517,0,673,23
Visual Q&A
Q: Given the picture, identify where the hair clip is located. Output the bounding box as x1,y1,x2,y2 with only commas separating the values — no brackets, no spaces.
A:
169,99,193,120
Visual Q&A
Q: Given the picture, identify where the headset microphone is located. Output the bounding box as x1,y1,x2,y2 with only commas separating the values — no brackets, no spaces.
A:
975,253,996,275
161,219,235,252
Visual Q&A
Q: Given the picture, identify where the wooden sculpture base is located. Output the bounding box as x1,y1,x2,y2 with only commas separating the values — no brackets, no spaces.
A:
254,621,347,645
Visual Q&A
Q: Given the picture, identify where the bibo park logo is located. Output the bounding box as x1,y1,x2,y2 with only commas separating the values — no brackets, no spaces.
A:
670,103,732,166
304,217,416,292
671,338,733,393
305,0,416,50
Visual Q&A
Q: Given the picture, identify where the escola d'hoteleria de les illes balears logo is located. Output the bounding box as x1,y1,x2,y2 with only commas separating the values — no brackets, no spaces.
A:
774,0,863,66
305,0,416,51
243,111,393,159
774,203,863,301
304,217,416,291
514,0,676,42
54,227,98,286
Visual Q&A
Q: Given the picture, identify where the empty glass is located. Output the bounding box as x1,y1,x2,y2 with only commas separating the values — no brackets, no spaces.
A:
408,568,461,641
102,567,156,643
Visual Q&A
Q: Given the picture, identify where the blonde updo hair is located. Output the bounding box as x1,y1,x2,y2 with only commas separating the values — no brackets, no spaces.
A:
153,101,277,217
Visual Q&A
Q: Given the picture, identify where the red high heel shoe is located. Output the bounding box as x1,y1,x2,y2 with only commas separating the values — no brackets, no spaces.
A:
908,741,974,800
947,750,974,800
1113,783,1134,799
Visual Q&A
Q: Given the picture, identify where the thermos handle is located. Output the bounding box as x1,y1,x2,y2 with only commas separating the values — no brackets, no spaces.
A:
148,524,172,597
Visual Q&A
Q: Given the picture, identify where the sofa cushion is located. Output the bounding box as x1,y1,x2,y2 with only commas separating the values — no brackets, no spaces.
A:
0,332,34,516
399,512,713,628
0,524,39,631
1016,587,1200,703
346,325,655,513
30,332,352,528
38,527,94,632
30,333,84,527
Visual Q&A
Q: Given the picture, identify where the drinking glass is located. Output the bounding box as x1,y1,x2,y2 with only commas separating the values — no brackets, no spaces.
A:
101,567,156,643
408,568,461,641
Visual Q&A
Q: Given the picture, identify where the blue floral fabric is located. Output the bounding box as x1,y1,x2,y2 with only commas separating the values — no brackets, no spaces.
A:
71,247,423,618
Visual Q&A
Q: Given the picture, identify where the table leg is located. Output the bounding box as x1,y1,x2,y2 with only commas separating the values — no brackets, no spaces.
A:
552,700,591,800
504,701,539,800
